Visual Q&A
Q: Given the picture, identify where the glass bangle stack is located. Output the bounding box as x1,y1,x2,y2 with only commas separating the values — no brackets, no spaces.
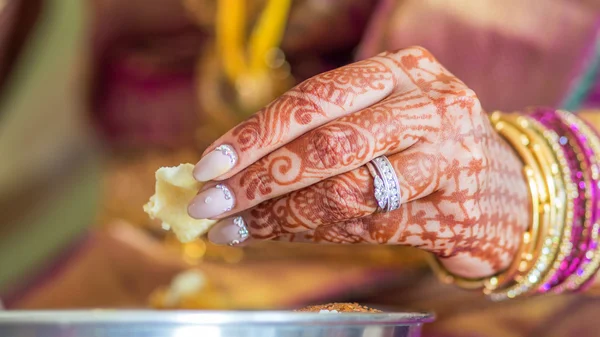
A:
431,108,600,301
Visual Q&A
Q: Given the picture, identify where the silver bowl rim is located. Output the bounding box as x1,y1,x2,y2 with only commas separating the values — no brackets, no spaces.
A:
0,310,435,326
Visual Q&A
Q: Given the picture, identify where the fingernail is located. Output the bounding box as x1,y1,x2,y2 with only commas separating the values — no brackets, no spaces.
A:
194,145,238,181
208,216,250,246
188,184,235,219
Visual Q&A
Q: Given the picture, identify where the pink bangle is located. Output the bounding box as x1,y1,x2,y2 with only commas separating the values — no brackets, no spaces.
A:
559,112,600,292
561,112,600,292
531,109,590,293
541,110,600,293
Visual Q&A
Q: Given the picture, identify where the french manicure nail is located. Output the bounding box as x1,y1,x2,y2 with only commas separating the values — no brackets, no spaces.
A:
188,184,235,219
208,216,249,246
194,144,238,181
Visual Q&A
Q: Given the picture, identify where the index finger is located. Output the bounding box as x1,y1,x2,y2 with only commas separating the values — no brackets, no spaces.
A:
192,54,399,182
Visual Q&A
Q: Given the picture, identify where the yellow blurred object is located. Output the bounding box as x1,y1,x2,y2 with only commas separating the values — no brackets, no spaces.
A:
216,0,247,83
98,150,199,231
148,259,414,310
149,269,233,309
182,240,207,261
216,0,292,84
163,234,247,265
191,0,295,143
247,0,291,72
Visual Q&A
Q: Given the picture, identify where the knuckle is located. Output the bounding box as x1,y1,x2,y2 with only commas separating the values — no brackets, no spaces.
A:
238,162,273,200
317,224,362,244
231,113,265,152
468,149,488,171
321,179,365,221
292,76,329,109
459,88,484,117
291,79,313,100
308,127,353,169
463,87,482,107
254,167,273,191
247,202,285,238
404,45,433,56
343,218,369,237
395,151,440,199
384,45,433,59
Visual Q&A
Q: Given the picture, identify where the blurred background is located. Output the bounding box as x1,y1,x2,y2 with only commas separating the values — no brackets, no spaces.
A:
2,0,600,336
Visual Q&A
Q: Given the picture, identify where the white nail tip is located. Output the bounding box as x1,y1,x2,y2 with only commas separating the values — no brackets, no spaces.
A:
215,144,238,167
194,145,238,181
215,184,234,212
229,216,249,246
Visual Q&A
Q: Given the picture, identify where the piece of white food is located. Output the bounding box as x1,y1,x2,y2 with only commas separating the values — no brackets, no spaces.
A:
143,163,216,242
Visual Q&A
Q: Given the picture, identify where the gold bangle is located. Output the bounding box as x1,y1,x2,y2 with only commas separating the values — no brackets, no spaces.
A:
485,113,549,292
554,111,600,291
491,114,565,299
488,114,572,300
518,115,578,294
428,112,545,291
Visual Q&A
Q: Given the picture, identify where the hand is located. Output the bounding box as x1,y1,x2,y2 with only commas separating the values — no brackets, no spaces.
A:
188,47,530,278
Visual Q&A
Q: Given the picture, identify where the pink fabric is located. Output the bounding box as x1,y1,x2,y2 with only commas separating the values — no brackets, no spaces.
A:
95,51,198,149
1,232,91,308
356,0,600,112
583,74,600,108
560,18,600,108
94,1,600,149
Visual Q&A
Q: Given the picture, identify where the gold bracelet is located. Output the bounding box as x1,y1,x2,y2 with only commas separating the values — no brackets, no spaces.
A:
516,115,577,295
488,114,572,300
485,113,549,293
429,112,545,291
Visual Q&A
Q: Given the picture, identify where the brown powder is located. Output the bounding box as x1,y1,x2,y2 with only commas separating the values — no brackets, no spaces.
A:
296,303,381,313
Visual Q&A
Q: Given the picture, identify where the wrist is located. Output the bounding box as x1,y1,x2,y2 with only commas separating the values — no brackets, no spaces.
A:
435,109,600,300
434,119,531,280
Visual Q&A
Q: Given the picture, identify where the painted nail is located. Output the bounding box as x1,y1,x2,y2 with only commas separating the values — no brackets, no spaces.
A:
208,216,250,246
194,144,238,181
188,184,235,219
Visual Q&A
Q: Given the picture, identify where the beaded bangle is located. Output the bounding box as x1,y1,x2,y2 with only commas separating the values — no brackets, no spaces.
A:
553,111,600,292
488,114,571,301
530,109,588,293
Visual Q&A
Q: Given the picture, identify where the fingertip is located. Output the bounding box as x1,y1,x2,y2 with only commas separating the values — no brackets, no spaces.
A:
207,216,250,246
188,185,235,219
193,145,238,182
187,199,199,219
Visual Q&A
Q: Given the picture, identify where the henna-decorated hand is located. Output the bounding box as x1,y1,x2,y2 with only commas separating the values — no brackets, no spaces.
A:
188,47,530,279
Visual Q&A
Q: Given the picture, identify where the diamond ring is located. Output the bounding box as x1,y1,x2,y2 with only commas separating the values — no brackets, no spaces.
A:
366,156,402,213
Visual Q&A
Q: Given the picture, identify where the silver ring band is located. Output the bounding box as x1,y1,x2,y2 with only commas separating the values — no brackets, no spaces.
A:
367,156,402,212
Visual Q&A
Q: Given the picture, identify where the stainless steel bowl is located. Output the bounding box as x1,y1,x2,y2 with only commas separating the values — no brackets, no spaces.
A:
0,310,434,337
